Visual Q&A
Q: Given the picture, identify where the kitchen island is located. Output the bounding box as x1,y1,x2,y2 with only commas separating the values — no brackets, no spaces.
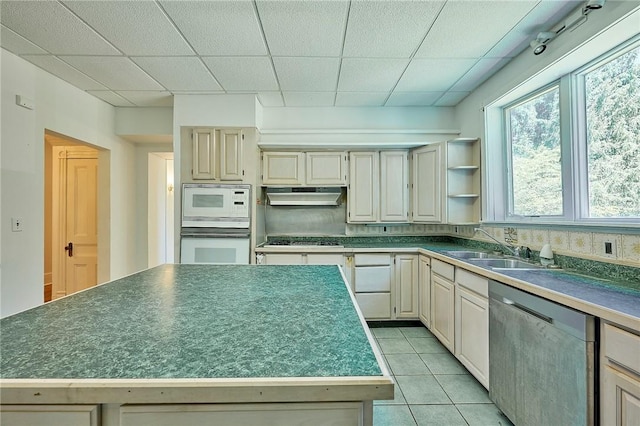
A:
0,264,393,426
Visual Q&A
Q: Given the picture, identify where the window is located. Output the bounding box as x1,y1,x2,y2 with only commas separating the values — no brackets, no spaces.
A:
583,45,640,218
494,36,640,225
506,86,562,217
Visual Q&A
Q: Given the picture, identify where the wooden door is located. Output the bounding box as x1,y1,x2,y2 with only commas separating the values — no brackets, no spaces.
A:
220,129,243,181
65,156,98,295
348,152,378,222
380,151,408,222
192,128,217,179
262,152,304,185
395,254,418,318
412,144,442,222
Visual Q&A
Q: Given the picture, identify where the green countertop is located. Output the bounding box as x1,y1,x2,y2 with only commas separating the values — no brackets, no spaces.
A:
0,265,382,380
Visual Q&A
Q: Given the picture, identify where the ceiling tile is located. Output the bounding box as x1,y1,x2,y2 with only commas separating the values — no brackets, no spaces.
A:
87,91,136,107
1,25,47,55
62,1,193,56
257,92,285,107
160,1,267,56
22,55,107,91
338,58,408,92
386,92,442,106
335,92,388,107
61,56,164,91
202,57,278,91
0,1,120,55
449,57,510,92
132,57,221,92
415,1,538,59
343,1,444,58
434,92,470,106
257,0,348,56
116,91,174,107
273,57,340,91
395,58,477,92
283,92,336,107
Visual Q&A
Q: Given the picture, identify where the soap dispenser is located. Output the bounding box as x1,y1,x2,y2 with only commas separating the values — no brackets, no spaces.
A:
540,244,554,266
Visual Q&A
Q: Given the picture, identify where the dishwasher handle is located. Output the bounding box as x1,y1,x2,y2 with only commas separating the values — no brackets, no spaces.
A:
501,297,553,324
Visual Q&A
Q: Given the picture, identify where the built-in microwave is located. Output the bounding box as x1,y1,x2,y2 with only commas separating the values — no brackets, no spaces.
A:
182,183,251,228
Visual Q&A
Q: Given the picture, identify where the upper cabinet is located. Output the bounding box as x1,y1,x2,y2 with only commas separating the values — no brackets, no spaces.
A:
192,128,244,181
348,151,409,223
446,138,481,224
411,143,442,223
262,151,347,186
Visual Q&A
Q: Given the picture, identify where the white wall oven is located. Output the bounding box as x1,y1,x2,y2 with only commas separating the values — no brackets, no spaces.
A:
180,183,251,264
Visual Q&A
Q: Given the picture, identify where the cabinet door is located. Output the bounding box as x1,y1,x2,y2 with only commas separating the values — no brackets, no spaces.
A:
355,293,391,319
0,405,99,426
192,128,217,180
380,151,409,222
262,152,304,185
602,366,640,426
431,274,455,352
306,152,347,185
419,256,431,328
395,254,418,318
348,152,378,222
220,129,243,181
264,253,305,264
455,285,489,388
412,144,442,222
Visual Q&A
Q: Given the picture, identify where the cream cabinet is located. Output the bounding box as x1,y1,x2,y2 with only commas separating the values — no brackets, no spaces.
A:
445,138,481,224
0,405,99,426
262,253,344,268
394,254,419,319
454,268,489,389
601,322,640,426
418,255,431,328
411,143,442,223
262,151,346,186
348,151,408,223
192,128,243,181
353,254,392,319
430,259,455,352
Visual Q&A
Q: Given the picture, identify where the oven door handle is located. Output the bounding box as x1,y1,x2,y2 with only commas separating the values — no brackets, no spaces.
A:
180,232,250,238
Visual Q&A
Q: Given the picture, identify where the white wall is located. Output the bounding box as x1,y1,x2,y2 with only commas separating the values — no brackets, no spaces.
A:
1,49,139,318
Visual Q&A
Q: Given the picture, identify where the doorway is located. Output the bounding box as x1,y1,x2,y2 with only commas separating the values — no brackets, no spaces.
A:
44,132,100,301
148,152,174,267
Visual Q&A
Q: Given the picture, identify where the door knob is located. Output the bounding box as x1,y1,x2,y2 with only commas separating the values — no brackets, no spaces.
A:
64,242,73,257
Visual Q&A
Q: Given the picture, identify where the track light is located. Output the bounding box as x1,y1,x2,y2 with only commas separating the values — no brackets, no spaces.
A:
530,32,556,55
585,0,605,10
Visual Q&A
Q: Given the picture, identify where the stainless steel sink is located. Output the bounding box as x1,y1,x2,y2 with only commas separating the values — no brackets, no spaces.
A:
468,258,540,269
444,250,497,259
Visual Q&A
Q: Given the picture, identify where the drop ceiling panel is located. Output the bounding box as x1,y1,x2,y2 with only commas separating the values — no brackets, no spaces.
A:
273,57,340,91
435,92,470,107
450,57,510,92
415,1,538,59
202,57,278,91
283,92,336,107
335,92,388,107
132,57,221,92
395,58,477,92
116,91,174,107
386,92,443,107
343,1,444,58
61,56,164,90
62,1,193,56
160,0,267,56
0,1,120,55
22,55,107,91
257,0,348,56
338,58,409,92
258,92,285,107
87,91,136,107
1,25,47,55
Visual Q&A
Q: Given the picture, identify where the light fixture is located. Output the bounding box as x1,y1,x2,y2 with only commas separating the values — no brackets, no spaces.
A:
529,0,605,55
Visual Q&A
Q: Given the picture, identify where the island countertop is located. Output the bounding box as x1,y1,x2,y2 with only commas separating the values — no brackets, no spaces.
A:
0,264,393,406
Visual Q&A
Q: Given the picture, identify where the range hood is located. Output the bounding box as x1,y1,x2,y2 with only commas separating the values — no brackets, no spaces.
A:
266,187,343,206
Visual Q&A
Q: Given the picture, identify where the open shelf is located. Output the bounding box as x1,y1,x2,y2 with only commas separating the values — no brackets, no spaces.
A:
446,138,481,224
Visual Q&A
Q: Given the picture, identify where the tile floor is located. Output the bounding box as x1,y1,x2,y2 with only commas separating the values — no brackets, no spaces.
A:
370,325,513,426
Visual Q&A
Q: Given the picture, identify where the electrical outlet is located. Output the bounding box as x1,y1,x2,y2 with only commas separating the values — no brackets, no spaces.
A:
603,240,616,256
11,217,23,232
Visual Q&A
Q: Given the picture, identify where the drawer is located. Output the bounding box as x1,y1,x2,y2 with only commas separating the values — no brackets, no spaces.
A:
456,268,488,298
355,293,391,319
603,323,640,375
354,254,391,266
355,265,392,292
432,259,455,281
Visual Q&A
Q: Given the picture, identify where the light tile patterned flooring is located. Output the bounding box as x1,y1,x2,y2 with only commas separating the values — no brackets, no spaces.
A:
370,325,513,426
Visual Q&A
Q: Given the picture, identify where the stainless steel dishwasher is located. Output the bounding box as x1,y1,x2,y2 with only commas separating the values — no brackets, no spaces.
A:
489,281,596,426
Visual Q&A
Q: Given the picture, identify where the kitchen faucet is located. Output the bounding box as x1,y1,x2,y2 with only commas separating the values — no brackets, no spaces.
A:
473,228,520,257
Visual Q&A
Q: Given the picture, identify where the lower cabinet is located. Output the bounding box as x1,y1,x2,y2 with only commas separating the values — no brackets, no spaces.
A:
395,254,419,318
430,259,455,352
0,405,99,426
418,255,431,328
353,254,392,319
454,269,489,389
601,322,640,426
